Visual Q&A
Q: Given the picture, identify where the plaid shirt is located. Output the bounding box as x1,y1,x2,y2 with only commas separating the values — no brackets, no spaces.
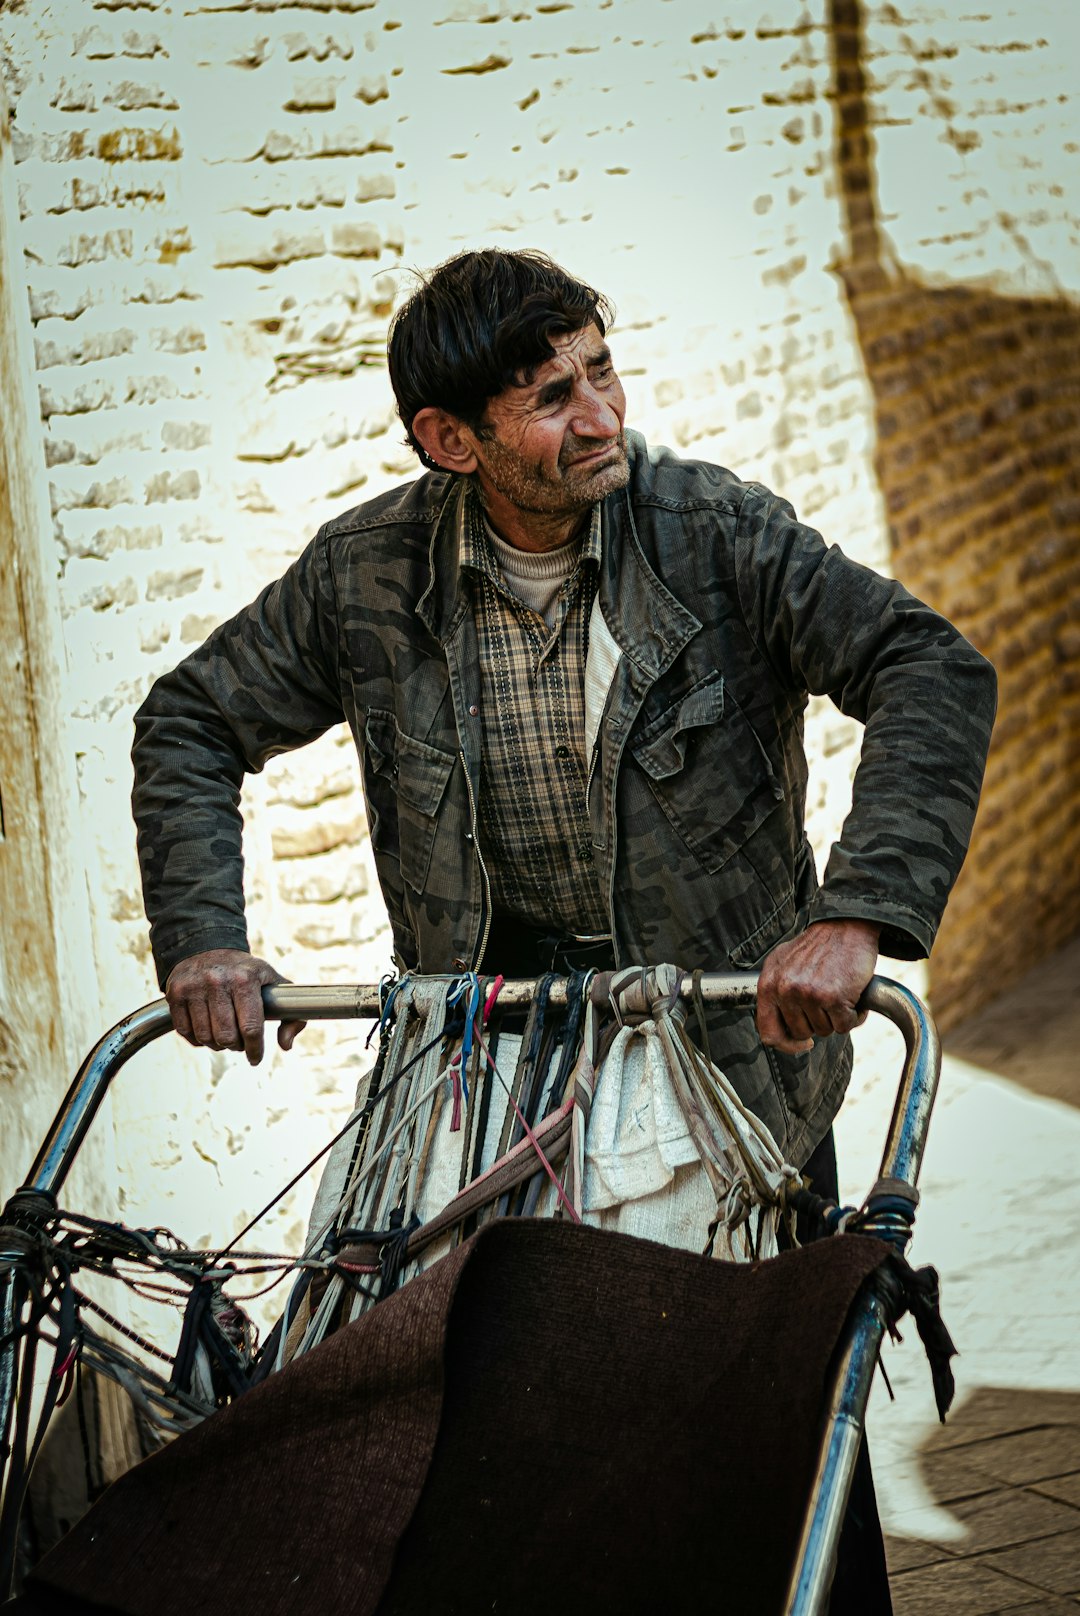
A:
134,433,996,1160
459,488,609,938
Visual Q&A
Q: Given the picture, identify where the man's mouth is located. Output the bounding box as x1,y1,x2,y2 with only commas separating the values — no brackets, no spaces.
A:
565,441,621,471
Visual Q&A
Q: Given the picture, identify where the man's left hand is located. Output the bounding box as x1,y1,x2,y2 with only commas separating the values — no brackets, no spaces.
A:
756,918,881,1055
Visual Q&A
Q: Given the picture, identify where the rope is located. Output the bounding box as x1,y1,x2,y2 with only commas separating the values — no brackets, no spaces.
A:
0,952,962,1575
474,1026,581,1225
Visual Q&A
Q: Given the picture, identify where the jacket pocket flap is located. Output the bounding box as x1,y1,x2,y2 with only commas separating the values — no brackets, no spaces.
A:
395,730,456,816
365,713,456,814
365,710,396,774
632,673,724,780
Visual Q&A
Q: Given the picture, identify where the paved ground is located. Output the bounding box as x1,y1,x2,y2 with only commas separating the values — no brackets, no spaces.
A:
835,936,1080,1613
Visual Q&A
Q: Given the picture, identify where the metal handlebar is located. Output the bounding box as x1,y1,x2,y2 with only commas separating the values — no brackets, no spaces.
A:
22,972,939,1202
2,972,942,1616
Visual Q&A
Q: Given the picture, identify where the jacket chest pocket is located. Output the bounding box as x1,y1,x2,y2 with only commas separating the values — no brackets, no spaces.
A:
629,672,784,876
366,714,457,894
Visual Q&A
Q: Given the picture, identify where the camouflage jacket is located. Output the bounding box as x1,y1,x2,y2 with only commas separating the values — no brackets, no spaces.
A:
132,432,996,1163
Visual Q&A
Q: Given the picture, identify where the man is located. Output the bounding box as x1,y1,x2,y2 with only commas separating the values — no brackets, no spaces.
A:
132,246,994,1612
133,246,995,1185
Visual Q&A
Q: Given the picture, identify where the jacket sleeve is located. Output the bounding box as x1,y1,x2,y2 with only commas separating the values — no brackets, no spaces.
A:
131,527,344,988
733,485,998,959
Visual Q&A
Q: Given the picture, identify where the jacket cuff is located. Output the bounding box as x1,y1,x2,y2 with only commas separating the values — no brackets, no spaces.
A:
804,891,933,962
152,925,251,991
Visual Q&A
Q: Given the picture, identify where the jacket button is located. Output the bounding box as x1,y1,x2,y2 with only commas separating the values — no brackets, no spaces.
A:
464,830,474,844
468,704,479,717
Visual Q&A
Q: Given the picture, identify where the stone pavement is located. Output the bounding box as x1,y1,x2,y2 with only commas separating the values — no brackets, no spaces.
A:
835,936,1080,1613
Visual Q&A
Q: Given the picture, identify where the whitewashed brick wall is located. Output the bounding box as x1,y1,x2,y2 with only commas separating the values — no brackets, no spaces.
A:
2,0,1074,1321
864,3,1079,300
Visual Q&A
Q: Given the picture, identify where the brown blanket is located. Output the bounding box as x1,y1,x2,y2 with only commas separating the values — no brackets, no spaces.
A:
20,1220,888,1616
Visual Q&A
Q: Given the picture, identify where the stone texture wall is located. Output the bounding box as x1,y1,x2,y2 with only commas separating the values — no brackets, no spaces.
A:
0,0,886,1277
830,0,1080,1027
1,0,409,1270
0,0,1075,1294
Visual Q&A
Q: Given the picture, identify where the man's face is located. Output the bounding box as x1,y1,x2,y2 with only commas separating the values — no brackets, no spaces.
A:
470,325,629,526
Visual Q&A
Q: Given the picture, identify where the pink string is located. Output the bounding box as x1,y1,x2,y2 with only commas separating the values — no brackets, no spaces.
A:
449,973,504,1133
474,1026,581,1225
53,1343,78,1381
445,972,581,1219
483,974,505,1022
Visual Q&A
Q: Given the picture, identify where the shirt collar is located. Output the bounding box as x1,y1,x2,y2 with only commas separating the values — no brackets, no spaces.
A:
458,483,602,579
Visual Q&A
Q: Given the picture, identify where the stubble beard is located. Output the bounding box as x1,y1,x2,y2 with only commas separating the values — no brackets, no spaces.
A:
479,430,630,517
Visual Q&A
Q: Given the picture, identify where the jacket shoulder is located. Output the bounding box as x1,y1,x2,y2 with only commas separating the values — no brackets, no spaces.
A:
321,467,454,540
625,431,757,516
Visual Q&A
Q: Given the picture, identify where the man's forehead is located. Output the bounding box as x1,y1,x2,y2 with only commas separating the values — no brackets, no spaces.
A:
516,324,609,391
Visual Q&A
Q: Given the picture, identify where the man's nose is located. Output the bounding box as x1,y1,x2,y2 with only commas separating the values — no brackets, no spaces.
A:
572,384,620,440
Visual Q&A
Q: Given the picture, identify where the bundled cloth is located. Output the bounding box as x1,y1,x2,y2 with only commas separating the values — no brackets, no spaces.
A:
15,1218,892,1616
269,964,803,1368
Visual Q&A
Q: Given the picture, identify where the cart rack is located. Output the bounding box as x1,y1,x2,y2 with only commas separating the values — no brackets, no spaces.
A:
1,971,940,1616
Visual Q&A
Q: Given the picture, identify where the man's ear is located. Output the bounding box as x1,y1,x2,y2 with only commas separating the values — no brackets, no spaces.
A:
411,407,479,475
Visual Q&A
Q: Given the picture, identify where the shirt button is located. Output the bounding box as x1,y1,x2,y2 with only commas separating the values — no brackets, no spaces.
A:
468,704,479,717
555,744,569,758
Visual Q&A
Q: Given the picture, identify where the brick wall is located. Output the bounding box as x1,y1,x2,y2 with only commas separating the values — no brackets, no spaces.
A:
830,0,1080,1027
1,0,1074,1279
1,0,412,1263
1,0,887,1272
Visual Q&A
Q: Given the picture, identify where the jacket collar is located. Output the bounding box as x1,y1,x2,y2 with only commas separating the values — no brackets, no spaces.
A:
415,435,702,672
416,478,472,644
597,433,701,678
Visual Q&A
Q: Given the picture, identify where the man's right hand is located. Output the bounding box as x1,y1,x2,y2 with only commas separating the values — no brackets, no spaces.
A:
164,949,306,1066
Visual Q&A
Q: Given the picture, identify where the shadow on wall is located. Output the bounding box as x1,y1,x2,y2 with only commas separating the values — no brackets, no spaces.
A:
942,932,1080,1112
883,1385,1080,1612
828,0,1080,1030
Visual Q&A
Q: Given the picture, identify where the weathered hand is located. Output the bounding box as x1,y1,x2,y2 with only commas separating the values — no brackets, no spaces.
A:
756,919,880,1055
164,949,306,1066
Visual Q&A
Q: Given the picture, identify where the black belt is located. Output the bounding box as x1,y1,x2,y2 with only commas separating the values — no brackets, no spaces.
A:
481,913,616,977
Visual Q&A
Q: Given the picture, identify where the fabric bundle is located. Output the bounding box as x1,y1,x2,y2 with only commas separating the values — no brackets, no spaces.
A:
271,964,803,1369
16,1218,891,1616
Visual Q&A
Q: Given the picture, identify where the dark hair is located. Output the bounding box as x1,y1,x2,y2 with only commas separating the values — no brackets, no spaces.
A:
387,248,615,469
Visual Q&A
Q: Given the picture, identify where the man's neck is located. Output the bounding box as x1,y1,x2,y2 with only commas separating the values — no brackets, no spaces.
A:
478,485,589,554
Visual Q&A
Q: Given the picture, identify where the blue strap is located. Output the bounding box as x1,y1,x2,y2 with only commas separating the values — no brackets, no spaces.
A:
448,972,482,1101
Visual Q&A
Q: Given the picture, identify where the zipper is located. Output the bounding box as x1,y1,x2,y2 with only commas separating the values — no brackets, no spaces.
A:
600,684,651,972
586,736,600,800
460,749,492,969
606,789,620,968
585,734,620,966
